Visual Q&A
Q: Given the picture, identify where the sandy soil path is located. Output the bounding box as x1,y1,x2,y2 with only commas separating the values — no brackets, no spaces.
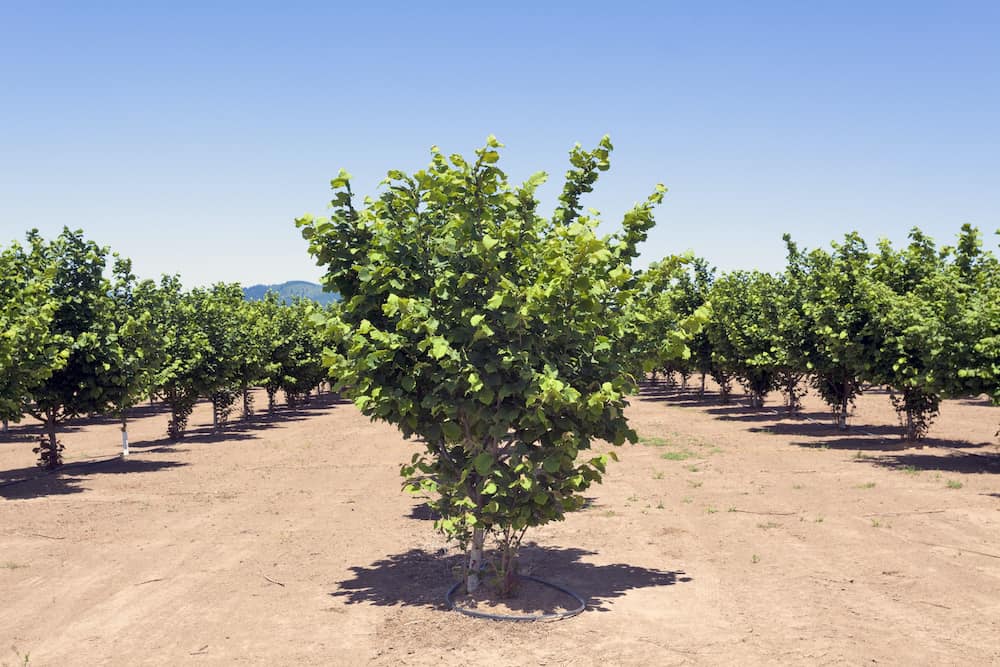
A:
2,386,998,666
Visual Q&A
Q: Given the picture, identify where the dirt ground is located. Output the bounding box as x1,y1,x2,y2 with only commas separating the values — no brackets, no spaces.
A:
2,383,999,666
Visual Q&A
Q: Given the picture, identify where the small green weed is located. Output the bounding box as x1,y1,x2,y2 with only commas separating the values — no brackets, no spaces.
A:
757,521,781,530
751,554,760,564
661,450,695,461
857,482,876,489
946,479,963,489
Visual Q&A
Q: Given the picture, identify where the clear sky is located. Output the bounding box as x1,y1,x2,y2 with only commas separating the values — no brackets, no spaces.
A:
1,2,998,287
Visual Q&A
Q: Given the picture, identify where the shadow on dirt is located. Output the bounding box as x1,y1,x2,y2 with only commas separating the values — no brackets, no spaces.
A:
635,383,727,406
788,433,995,453
869,452,1000,475
407,502,439,522
708,407,831,423
331,543,690,613
0,457,188,500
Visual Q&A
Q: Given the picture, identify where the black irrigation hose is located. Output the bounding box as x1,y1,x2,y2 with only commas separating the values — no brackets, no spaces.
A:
446,574,587,622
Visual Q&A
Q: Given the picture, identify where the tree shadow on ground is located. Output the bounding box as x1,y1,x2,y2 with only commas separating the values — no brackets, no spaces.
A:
407,502,439,522
789,433,996,453
0,457,188,500
331,543,690,613
868,451,1000,475
635,383,726,406
757,421,906,438
707,407,831,423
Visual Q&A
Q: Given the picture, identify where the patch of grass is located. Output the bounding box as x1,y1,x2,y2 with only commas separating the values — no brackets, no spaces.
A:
1,561,27,570
603,510,617,518
751,554,760,564
814,516,824,523
661,450,695,461
627,493,640,503
687,480,703,488
709,447,723,455
855,451,873,460
727,506,737,512
656,499,665,509
901,465,920,476
946,479,963,489
686,464,700,473
757,521,781,530
652,471,665,480
705,506,718,514
681,496,693,504
639,436,669,447
792,484,804,490
8,646,30,667
856,482,876,489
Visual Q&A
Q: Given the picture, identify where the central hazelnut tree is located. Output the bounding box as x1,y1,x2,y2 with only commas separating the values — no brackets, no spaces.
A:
299,136,689,595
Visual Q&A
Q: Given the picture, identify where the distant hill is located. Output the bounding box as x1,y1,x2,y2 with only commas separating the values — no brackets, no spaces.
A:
242,280,339,306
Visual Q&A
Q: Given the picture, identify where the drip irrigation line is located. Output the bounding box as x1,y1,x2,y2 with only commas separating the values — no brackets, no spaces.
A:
446,574,586,622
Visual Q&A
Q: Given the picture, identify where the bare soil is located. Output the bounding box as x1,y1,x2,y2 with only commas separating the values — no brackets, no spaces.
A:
2,385,999,666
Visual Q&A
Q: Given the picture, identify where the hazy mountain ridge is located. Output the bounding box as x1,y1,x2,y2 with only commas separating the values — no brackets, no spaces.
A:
242,280,339,305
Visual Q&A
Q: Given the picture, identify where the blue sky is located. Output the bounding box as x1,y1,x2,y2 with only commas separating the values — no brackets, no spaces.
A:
1,2,998,287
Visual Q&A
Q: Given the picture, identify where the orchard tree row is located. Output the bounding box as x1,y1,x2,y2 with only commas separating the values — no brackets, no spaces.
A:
0,228,328,468
659,226,1000,441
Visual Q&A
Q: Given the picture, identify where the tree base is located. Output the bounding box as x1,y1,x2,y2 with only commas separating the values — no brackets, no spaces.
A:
447,574,586,622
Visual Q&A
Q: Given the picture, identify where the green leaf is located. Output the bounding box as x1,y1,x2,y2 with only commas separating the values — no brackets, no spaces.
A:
473,452,493,476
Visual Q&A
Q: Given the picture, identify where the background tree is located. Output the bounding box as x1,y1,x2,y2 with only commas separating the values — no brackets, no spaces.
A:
188,283,249,433
106,259,165,456
792,233,877,429
20,229,126,468
706,271,784,408
151,276,210,440
866,230,967,439
624,257,709,387
0,236,68,432
299,136,689,595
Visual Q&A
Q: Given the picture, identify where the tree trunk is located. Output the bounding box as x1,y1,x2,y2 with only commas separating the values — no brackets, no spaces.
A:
45,409,60,470
467,527,485,593
1,419,7,434
838,398,847,429
212,399,219,432
243,385,252,421
700,372,706,396
121,411,129,458
905,410,916,442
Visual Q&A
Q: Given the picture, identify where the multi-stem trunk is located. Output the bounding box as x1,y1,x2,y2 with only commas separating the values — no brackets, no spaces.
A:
120,410,129,458
837,377,849,430
467,526,485,594
242,384,253,421
44,408,60,470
